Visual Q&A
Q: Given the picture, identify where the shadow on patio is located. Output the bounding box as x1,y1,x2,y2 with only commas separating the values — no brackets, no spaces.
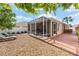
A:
45,33,79,55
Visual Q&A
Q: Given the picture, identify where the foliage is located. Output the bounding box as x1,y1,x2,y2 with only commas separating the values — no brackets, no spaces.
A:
14,3,79,14
33,3,57,14
0,3,16,30
76,29,79,40
15,3,57,15
74,3,79,9
15,3,74,14
0,3,11,10
76,28,79,43
15,3,38,14
58,3,72,10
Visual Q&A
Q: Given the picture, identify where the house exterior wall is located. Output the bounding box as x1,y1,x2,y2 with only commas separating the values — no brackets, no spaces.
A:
65,24,70,30
57,23,64,35
49,18,64,36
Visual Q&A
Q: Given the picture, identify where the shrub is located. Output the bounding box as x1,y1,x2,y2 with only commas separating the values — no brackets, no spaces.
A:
17,32,20,34
76,29,79,43
12,32,15,34
76,30,79,37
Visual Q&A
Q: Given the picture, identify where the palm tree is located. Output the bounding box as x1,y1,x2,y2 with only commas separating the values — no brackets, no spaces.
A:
63,16,73,27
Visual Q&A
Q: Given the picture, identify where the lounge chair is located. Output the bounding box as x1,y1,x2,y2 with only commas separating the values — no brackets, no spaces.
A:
0,34,16,42
1,32,16,37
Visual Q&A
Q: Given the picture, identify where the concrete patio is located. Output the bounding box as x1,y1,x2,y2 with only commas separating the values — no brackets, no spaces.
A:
45,33,79,55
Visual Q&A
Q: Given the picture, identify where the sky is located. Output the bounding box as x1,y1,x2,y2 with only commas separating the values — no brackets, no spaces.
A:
10,4,79,25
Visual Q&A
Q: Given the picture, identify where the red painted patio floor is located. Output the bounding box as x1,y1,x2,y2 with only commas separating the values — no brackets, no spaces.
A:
45,33,79,55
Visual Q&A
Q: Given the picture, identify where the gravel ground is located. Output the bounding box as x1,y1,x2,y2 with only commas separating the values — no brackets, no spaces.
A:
0,34,73,56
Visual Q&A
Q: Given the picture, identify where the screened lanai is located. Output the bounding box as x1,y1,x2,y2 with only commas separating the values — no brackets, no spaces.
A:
28,16,50,38
28,16,69,39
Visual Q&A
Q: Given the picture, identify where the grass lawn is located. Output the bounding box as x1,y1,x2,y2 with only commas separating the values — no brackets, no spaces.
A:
0,34,73,56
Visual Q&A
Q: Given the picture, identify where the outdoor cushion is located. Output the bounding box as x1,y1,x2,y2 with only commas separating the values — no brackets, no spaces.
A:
0,34,16,42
